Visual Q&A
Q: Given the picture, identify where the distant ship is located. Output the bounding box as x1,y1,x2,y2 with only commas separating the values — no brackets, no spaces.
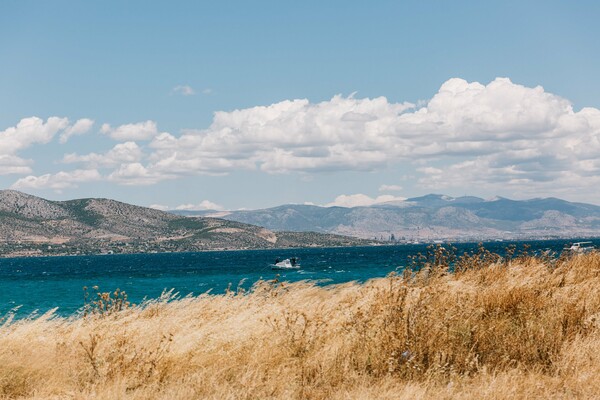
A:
566,242,595,253
271,257,300,270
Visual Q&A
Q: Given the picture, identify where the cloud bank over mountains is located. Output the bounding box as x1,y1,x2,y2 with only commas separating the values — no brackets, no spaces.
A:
3,77,600,201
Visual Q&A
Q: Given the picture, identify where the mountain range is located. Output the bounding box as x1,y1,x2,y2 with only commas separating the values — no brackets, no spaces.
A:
0,190,373,258
2,190,598,258
173,194,600,241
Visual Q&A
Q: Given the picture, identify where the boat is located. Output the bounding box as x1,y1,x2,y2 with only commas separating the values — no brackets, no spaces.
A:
566,242,595,254
271,258,300,270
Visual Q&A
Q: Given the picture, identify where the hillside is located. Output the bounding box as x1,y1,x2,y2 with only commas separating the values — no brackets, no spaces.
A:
0,190,373,257
174,194,600,241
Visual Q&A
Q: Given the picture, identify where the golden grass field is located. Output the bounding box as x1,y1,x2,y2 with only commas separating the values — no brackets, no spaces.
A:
1,248,600,399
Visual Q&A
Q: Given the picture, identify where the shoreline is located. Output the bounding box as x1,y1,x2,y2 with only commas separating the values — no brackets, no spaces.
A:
1,252,600,399
1,236,599,260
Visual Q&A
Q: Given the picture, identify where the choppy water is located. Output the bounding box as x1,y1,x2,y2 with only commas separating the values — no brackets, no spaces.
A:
1,239,597,318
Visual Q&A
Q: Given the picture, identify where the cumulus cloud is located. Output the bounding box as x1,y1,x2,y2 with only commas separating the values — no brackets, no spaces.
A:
379,184,403,192
59,118,94,143
139,77,600,198
148,204,170,211
0,116,96,153
0,116,69,156
0,116,78,175
325,194,406,208
147,201,225,211
175,200,225,211
107,163,172,186
147,95,414,176
11,169,102,191
0,155,33,175
101,120,159,141
7,77,600,200
146,77,584,178
62,142,143,167
171,85,195,96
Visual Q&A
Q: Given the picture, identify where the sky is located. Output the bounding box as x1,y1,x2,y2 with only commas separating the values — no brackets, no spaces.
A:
1,0,600,210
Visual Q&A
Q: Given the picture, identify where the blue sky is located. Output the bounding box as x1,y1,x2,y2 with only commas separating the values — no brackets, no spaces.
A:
2,1,600,210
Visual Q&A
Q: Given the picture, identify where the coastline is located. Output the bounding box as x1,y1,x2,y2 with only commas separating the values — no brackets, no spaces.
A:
1,251,599,399
1,236,599,260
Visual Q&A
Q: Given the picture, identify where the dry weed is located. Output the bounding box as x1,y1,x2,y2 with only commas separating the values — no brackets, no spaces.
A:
1,250,600,399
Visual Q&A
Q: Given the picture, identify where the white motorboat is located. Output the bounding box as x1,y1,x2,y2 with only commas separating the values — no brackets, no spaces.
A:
271,258,300,270
566,242,595,253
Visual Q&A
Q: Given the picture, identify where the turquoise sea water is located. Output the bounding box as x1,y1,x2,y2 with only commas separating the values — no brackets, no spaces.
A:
1,239,598,318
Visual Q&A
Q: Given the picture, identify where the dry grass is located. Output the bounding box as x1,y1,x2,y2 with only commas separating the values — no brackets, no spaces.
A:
2,250,600,399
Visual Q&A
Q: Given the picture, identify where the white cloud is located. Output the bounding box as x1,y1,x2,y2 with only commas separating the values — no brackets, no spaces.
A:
7,77,600,201
107,163,172,186
0,116,69,155
0,155,32,175
148,94,414,175
379,184,403,192
171,85,195,96
175,200,224,211
101,120,159,141
59,118,94,143
0,116,75,175
147,201,225,211
139,77,600,200
148,204,170,211
63,142,143,167
11,169,102,191
146,77,586,179
325,194,406,208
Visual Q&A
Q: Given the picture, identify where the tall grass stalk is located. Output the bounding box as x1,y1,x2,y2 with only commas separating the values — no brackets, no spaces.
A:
1,251,600,399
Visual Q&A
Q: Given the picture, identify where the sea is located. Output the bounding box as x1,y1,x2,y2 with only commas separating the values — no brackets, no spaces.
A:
1,238,598,319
